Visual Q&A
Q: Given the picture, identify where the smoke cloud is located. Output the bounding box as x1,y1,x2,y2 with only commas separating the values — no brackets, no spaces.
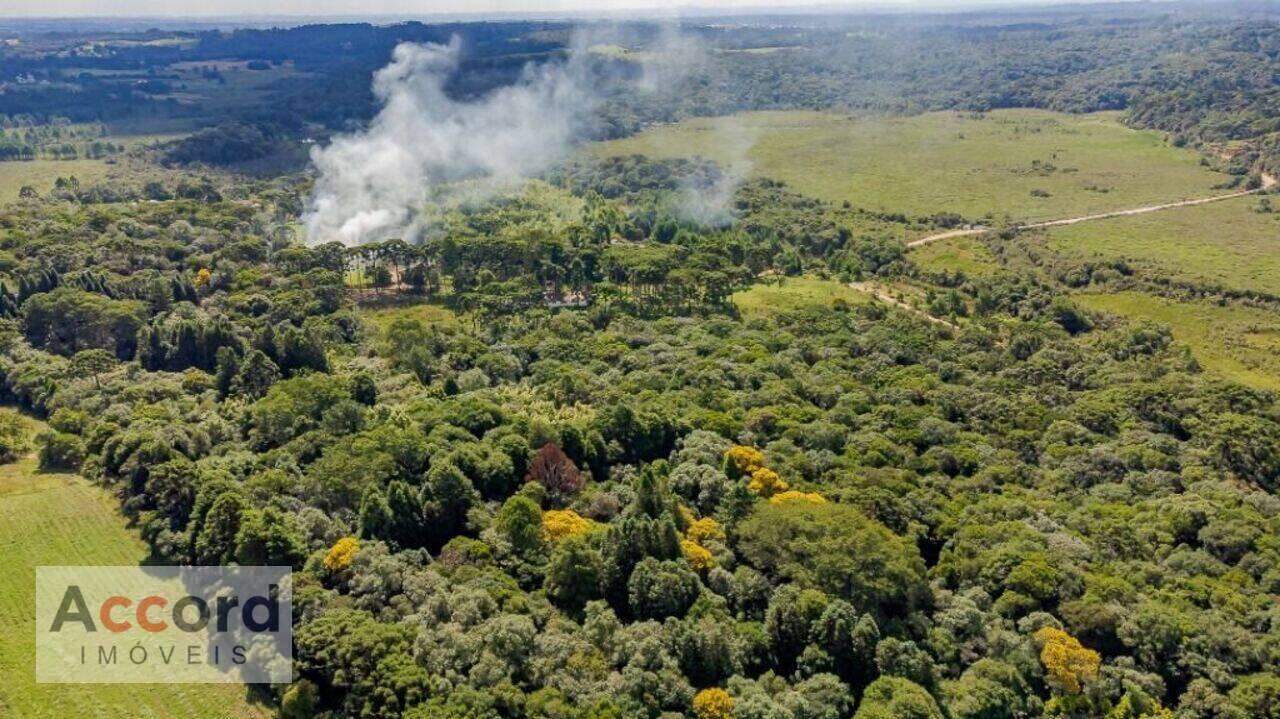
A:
676,116,757,227
629,27,758,227
304,36,595,246
304,27,724,246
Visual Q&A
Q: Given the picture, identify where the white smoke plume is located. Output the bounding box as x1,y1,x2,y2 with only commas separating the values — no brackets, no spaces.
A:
637,24,708,94
304,27,721,246
304,36,595,246
624,27,758,227
676,116,758,227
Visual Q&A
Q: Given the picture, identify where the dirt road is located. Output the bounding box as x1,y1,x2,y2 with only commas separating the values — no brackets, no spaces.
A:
907,172,1278,249
847,281,960,330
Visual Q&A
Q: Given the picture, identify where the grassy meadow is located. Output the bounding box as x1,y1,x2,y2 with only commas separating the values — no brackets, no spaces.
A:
593,110,1227,223
1043,196,1280,295
1075,292,1280,391
0,158,115,203
0,131,181,203
360,298,460,335
0,415,269,719
912,235,1001,276
732,276,869,318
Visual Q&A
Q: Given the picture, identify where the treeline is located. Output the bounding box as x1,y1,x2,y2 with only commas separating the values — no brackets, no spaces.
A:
0,121,121,161
163,122,280,166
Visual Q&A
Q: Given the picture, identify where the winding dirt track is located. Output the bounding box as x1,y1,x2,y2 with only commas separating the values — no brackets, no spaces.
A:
907,172,1278,249
850,173,1276,328
847,281,961,330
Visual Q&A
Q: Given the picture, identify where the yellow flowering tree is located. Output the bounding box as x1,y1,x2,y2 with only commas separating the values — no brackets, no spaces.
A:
748,467,789,498
769,490,826,506
194,267,212,291
693,688,734,719
681,539,715,571
323,536,359,573
687,516,725,544
723,445,765,480
1035,626,1100,695
542,509,598,542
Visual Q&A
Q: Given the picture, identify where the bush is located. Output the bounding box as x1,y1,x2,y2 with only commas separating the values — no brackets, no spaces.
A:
37,431,86,471
47,408,88,434
0,409,31,463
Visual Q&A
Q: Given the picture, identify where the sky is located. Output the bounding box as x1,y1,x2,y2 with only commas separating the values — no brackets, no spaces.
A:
0,0,1080,19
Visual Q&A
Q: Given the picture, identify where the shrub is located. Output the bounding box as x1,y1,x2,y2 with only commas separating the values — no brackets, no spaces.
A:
0,409,31,463
38,431,86,471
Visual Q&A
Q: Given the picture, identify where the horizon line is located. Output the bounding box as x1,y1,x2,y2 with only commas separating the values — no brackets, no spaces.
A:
0,0,1199,23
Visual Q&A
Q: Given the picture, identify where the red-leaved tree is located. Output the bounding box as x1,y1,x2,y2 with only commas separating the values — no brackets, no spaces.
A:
526,443,584,498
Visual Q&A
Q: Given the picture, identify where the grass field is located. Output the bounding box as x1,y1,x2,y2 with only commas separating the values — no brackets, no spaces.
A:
0,414,269,719
912,235,1001,276
593,110,1226,223
0,159,115,203
360,298,460,335
0,132,181,203
1043,197,1280,295
1076,292,1280,391
732,276,869,317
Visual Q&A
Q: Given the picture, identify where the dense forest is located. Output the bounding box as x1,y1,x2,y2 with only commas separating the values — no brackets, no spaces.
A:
0,5,1278,719
0,148,1276,718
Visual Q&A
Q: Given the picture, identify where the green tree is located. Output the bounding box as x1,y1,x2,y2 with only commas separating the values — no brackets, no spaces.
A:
235,507,307,568
1229,673,1280,719
496,495,544,556
627,557,701,620
738,501,929,619
70,348,117,388
853,677,944,719
421,461,477,551
193,491,249,565
234,349,282,400
544,534,604,614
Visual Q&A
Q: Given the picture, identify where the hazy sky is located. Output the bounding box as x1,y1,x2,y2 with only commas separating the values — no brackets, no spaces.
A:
0,0,1052,19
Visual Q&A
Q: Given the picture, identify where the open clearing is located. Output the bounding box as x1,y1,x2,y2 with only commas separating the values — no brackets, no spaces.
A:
1075,292,1280,391
360,298,460,335
593,109,1226,223
0,415,268,719
0,158,115,203
732,276,869,317
912,235,1001,276
0,133,179,203
1043,196,1280,296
